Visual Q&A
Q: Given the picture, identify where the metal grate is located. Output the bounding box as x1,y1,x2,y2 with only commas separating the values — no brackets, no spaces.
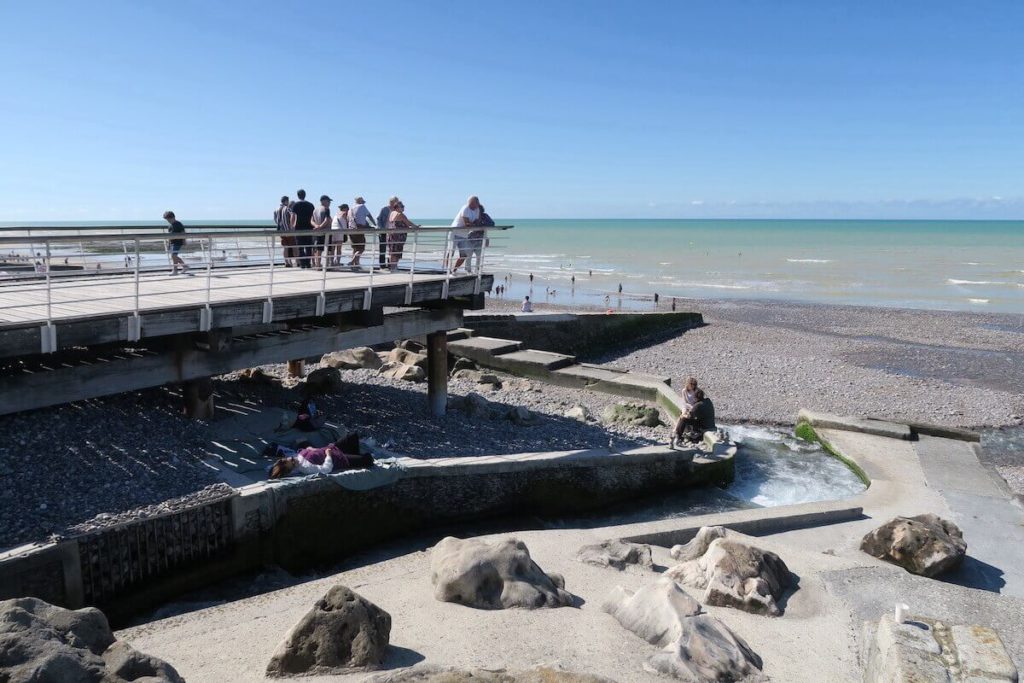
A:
77,495,234,606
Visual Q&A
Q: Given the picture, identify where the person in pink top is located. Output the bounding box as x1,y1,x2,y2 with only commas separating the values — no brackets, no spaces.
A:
268,434,374,478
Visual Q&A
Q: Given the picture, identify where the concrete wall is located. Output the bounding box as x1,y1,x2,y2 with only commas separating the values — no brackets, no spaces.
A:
0,445,731,626
463,311,703,359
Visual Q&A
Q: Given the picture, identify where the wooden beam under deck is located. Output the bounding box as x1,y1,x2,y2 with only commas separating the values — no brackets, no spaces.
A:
0,308,463,416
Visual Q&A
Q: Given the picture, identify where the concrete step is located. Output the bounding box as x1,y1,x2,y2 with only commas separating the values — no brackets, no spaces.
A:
485,349,577,376
446,328,475,342
798,408,913,441
447,336,522,364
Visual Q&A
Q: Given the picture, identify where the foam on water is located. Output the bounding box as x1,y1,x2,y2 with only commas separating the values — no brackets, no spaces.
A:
725,424,865,507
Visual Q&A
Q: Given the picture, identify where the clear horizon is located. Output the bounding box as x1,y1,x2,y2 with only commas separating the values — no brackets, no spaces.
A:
1,1,1022,221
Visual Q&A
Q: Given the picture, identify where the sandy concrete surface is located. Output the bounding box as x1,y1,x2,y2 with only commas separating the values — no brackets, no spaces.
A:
118,429,1024,682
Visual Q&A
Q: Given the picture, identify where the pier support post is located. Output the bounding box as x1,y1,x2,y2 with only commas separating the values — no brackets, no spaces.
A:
287,359,305,378
426,330,448,417
182,377,215,419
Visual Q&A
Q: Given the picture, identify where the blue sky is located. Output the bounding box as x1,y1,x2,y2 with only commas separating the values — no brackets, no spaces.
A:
1,1,1022,220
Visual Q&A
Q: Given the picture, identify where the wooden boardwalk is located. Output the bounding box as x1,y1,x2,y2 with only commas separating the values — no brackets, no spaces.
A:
0,265,489,359
0,265,471,326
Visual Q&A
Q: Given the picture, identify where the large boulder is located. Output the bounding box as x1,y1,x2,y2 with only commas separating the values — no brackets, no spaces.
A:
576,540,654,570
430,537,573,610
379,362,426,383
666,527,793,616
305,366,343,394
388,347,428,369
455,392,494,419
449,357,478,375
602,577,763,682
601,402,662,428
859,513,967,577
0,597,184,682
266,585,391,677
322,347,383,370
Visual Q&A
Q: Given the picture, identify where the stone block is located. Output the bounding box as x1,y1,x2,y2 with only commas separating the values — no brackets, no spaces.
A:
951,624,1017,682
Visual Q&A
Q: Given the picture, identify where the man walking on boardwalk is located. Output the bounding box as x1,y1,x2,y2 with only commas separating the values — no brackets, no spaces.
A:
163,211,189,275
376,196,398,270
289,189,315,268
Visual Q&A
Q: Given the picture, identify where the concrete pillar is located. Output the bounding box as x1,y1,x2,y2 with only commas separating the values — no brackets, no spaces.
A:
426,331,448,417
183,377,215,419
287,359,305,378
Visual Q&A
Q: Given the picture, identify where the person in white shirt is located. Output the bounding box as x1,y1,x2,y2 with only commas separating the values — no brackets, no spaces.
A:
450,195,481,273
521,295,533,313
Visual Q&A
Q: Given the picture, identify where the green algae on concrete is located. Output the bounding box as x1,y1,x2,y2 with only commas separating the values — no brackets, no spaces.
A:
796,421,871,487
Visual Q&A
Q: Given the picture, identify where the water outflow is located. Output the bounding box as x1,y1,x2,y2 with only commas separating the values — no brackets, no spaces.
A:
726,424,866,507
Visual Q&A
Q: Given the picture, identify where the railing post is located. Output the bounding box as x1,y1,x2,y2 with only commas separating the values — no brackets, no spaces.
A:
264,234,275,323
442,229,453,299
200,236,213,331
317,234,328,316
365,231,375,310
474,228,487,295
129,237,142,341
405,229,418,305
40,239,56,353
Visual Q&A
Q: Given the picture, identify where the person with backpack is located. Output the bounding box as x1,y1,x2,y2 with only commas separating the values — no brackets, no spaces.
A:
273,195,295,267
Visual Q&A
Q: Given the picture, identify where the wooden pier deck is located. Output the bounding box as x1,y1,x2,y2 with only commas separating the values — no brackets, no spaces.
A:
0,265,489,359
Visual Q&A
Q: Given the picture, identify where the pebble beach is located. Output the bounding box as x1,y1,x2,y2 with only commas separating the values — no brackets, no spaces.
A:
1,296,1022,552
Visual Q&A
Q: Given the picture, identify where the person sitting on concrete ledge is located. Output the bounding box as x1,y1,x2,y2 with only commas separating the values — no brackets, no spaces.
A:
670,388,716,448
268,432,375,479
521,295,533,312
681,377,699,414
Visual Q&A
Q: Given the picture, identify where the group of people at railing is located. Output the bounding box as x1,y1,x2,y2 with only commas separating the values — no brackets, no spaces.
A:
266,191,495,274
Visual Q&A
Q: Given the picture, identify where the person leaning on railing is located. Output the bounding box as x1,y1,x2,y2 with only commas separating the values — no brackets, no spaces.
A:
348,197,374,268
387,200,420,271
377,197,398,270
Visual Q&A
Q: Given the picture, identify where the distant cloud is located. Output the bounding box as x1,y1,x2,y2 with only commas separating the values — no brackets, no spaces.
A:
690,200,705,206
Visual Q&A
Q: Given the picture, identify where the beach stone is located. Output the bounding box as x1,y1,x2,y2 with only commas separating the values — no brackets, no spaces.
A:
379,362,426,383
456,392,494,419
266,585,391,677
449,357,478,375
565,405,594,422
368,666,615,682
601,577,762,682
0,597,184,682
238,367,278,385
429,536,573,610
576,539,654,570
506,405,536,424
322,347,383,370
451,369,502,388
859,513,967,577
388,347,429,369
602,402,662,428
397,339,425,353
305,367,343,394
666,528,793,616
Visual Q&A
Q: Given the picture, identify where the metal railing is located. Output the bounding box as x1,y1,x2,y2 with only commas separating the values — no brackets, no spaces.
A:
0,224,512,352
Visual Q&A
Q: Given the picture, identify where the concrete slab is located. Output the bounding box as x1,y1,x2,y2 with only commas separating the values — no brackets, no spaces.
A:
485,349,577,374
915,436,1005,498
799,408,913,440
446,335,522,364
939,489,1024,598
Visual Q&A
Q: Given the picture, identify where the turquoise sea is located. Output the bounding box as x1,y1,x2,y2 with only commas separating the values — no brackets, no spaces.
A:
1,219,1022,313
485,219,1024,314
